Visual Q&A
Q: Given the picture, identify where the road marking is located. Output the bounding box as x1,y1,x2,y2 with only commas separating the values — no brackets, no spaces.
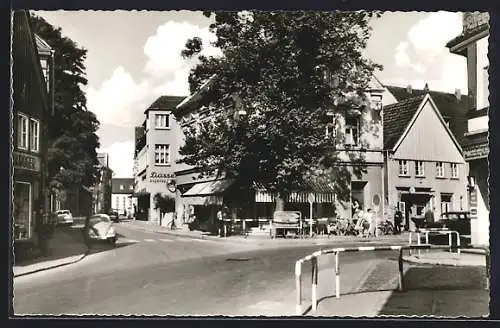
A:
144,239,156,242
122,239,139,243
159,238,173,242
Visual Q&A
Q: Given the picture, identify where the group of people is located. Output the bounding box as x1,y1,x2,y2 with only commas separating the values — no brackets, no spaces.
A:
351,200,378,237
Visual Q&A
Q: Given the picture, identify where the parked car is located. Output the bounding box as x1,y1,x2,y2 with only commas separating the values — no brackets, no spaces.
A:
84,214,117,245
55,210,73,226
440,211,471,236
108,210,119,223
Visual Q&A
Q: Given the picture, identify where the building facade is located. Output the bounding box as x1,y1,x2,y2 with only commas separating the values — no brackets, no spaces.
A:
172,75,399,228
133,96,188,224
111,178,136,216
12,10,54,247
92,152,113,214
383,94,468,231
446,12,489,246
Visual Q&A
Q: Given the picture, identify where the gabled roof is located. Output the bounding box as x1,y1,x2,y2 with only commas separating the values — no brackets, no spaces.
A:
385,85,470,145
383,94,426,150
34,34,52,56
144,96,185,114
111,178,134,194
384,93,464,155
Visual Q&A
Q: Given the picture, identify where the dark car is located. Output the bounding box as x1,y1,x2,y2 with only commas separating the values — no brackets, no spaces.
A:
440,211,471,236
108,210,120,223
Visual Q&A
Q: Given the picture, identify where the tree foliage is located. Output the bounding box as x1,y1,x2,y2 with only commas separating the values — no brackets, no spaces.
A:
178,11,383,203
30,14,101,192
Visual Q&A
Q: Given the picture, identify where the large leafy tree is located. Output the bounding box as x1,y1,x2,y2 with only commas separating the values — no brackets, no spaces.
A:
30,14,101,194
179,11,382,210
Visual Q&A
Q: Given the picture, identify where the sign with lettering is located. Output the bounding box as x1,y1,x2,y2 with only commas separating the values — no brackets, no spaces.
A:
273,211,301,224
463,143,489,161
13,152,41,172
463,12,489,32
149,171,176,183
470,189,478,219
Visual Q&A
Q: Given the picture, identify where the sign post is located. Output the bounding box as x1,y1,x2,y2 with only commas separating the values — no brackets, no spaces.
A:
308,193,315,238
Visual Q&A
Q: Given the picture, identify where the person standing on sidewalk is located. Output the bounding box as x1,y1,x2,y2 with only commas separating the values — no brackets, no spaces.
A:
424,206,435,228
34,202,49,256
394,208,403,234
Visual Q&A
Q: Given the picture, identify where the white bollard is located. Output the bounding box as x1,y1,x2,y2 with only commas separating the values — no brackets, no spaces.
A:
295,261,302,315
311,258,318,312
457,232,461,256
335,251,340,298
417,232,421,256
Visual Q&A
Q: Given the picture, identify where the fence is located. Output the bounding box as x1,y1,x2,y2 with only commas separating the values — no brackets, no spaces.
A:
294,244,489,315
408,228,461,255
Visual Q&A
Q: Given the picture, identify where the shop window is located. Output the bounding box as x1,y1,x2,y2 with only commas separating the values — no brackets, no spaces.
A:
120,185,124,190
436,162,445,178
450,163,459,179
13,182,32,240
29,118,40,152
344,117,359,146
17,114,28,150
415,161,425,177
155,144,170,165
155,114,170,129
398,160,409,176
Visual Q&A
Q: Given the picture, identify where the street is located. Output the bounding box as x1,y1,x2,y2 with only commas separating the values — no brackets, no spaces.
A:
13,221,488,316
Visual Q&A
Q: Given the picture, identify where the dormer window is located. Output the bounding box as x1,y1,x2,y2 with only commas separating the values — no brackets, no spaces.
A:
155,114,170,129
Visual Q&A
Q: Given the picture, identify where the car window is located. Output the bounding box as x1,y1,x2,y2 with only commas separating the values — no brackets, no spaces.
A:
89,215,111,225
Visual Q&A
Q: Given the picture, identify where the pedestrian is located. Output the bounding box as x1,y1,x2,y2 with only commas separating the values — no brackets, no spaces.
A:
217,208,224,237
394,207,403,234
424,206,435,228
366,209,376,237
34,201,49,256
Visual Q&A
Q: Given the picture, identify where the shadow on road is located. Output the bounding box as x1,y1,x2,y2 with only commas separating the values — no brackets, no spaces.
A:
378,266,489,317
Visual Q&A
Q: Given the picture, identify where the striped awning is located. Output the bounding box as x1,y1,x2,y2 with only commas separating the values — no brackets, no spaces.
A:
253,182,336,204
182,196,223,206
182,179,235,197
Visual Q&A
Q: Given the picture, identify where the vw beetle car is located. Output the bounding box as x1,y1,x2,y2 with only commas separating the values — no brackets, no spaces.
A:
84,214,117,245
55,209,74,226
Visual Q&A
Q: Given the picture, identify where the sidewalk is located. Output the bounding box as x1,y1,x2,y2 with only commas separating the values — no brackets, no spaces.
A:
310,251,489,317
13,225,89,277
403,249,488,267
121,219,411,246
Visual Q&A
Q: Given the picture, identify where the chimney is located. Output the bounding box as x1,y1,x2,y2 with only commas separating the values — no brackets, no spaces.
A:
424,83,429,92
406,84,412,94
454,88,461,101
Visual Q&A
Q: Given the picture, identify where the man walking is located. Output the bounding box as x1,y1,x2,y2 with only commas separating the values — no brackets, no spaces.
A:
394,207,403,234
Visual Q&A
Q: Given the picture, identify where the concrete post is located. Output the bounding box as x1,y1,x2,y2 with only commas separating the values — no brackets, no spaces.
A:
335,251,340,298
311,257,318,312
295,261,302,315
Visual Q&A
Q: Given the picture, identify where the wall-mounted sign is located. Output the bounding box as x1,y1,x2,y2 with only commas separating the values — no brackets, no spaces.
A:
273,211,301,224
469,189,478,219
13,151,41,172
463,12,489,32
149,171,176,183
463,143,489,161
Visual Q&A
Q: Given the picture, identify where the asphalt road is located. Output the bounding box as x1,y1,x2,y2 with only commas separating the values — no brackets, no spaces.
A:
12,223,486,316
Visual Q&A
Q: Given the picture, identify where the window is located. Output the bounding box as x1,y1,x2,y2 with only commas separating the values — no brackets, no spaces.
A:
155,144,170,165
345,117,359,146
398,160,409,176
29,119,40,152
415,161,425,177
441,194,453,214
483,65,489,108
155,114,170,129
40,58,50,91
370,94,383,111
17,114,28,149
129,185,133,190
436,162,445,178
13,182,31,240
450,163,459,179
325,123,335,139
120,185,124,190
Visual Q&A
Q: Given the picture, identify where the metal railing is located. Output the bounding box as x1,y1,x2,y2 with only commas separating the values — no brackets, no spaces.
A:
409,228,461,255
294,244,489,315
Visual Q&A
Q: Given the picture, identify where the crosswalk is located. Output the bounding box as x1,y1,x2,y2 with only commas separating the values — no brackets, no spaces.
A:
118,237,207,244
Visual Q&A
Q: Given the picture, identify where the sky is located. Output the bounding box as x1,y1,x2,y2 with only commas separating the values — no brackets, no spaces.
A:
34,10,468,178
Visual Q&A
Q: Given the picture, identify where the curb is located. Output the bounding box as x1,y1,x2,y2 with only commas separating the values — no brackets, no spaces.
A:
401,255,486,267
13,248,90,278
13,228,91,278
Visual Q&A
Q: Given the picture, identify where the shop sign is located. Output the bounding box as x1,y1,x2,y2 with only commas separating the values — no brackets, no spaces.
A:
470,189,478,219
463,12,489,32
273,211,301,224
463,143,489,160
149,171,176,183
13,151,41,172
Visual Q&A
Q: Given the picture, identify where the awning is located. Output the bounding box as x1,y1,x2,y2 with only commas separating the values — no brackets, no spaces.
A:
182,179,235,197
253,181,336,204
132,191,150,197
181,196,223,206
